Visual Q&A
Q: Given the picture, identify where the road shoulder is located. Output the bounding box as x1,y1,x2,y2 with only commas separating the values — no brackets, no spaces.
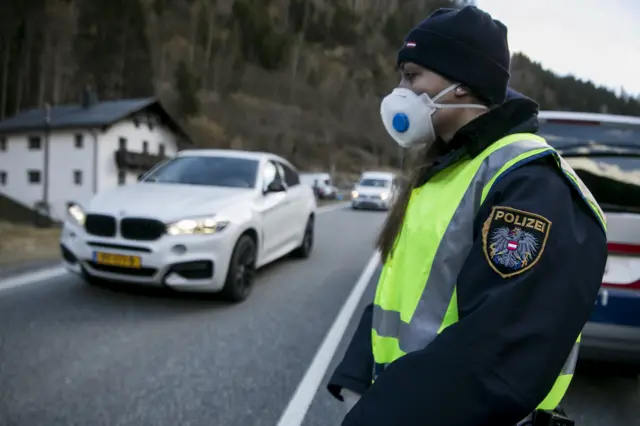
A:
0,259,62,280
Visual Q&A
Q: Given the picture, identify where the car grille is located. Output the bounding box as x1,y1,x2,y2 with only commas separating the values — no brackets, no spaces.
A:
88,262,157,277
120,217,166,241
85,214,117,237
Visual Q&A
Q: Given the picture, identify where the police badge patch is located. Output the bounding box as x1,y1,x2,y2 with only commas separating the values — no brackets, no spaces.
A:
482,206,552,278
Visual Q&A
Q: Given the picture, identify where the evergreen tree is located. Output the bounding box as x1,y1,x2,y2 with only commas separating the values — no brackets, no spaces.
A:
74,0,153,99
174,60,200,118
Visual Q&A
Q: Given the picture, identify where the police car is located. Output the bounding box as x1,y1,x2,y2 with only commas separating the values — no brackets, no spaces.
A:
59,150,317,302
538,111,640,373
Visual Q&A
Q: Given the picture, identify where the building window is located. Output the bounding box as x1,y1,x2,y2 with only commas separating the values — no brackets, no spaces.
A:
159,144,165,156
74,133,84,148
0,136,6,151
73,170,83,185
28,170,41,184
133,117,140,127
148,119,154,131
142,141,149,152
118,137,127,150
118,170,126,185
28,136,42,150
0,171,6,185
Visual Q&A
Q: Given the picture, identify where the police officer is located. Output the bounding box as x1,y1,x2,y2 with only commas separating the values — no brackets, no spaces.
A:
327,5,608,426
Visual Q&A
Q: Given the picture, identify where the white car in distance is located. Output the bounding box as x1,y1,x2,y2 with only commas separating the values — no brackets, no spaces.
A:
351,171,397,210
60,149,317,302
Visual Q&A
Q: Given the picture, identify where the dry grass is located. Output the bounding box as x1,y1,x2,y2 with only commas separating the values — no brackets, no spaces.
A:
0,221,61,265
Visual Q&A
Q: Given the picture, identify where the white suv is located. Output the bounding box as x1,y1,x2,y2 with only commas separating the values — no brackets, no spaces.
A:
60,149,317,302
351,171,397,210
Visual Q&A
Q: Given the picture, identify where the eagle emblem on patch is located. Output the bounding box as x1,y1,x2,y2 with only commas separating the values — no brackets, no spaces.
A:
482,206,552,278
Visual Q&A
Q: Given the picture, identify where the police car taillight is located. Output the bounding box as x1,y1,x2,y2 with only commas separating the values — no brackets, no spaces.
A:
602,279,640,290
602,243,640,290
607,242,640,255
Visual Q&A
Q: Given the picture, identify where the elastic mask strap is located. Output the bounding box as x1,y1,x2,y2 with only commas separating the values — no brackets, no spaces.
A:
419,83,489,110
431,84,460,102
432,84,488,110
434,103,488,110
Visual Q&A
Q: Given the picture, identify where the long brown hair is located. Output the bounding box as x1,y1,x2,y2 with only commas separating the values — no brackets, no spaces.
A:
376,143,443,260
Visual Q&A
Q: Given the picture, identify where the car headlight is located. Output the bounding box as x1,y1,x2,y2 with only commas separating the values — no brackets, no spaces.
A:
380,192,389,200
351,190,359,199
166,216,229,236
67,203,86,226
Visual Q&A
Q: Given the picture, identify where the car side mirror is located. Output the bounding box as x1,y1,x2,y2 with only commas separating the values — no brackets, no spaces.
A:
265,179,286,194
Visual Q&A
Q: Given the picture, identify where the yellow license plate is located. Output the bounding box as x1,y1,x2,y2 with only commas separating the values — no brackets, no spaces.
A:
94,252,141,269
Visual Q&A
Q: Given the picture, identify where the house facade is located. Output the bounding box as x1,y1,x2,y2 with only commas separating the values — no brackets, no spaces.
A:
0,94,191,222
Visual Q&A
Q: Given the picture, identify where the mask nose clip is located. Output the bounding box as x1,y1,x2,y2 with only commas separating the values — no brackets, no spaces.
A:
392,113,410,133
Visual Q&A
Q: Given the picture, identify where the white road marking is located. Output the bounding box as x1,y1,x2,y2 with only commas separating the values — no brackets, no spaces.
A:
276,250,380,426
0,202,350,292
0,265,68,293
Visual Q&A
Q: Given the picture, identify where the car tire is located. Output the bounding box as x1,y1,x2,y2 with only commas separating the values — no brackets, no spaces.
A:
220,234,257,303
291,216,314,259
351,203,358,210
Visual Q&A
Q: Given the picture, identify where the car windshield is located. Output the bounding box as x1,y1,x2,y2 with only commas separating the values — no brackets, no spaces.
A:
141,155,259,188
360,178,389,188
539,121,640,212
539,120,640,153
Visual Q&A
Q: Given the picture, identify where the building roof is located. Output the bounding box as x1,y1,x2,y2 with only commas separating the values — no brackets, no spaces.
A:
0,97,192,143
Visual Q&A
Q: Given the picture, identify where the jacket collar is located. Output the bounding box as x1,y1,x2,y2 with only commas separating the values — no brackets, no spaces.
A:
417,98,540,185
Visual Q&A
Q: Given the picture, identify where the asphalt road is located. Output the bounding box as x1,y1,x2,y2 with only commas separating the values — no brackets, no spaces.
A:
0,206,638,426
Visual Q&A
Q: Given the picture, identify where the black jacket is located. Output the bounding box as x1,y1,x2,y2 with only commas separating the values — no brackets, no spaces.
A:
328,97,608,426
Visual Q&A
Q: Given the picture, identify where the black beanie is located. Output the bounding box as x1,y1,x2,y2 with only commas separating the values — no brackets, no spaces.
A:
397,6,511,105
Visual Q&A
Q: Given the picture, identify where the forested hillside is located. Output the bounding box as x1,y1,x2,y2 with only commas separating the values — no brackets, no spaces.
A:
1,0,638,171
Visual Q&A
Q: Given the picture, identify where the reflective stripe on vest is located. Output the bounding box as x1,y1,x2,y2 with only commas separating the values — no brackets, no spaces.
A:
371,133,606,411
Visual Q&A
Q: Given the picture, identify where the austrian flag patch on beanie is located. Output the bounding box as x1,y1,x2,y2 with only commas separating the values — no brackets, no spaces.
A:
397,6,511,105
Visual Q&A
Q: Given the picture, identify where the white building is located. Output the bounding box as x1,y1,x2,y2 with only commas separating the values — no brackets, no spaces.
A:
0,93,191,222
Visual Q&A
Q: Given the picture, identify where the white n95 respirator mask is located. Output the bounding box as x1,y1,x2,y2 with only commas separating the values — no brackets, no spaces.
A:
380,84,488,148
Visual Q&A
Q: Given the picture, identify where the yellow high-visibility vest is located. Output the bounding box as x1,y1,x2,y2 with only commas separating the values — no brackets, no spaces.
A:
372,133,606,410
